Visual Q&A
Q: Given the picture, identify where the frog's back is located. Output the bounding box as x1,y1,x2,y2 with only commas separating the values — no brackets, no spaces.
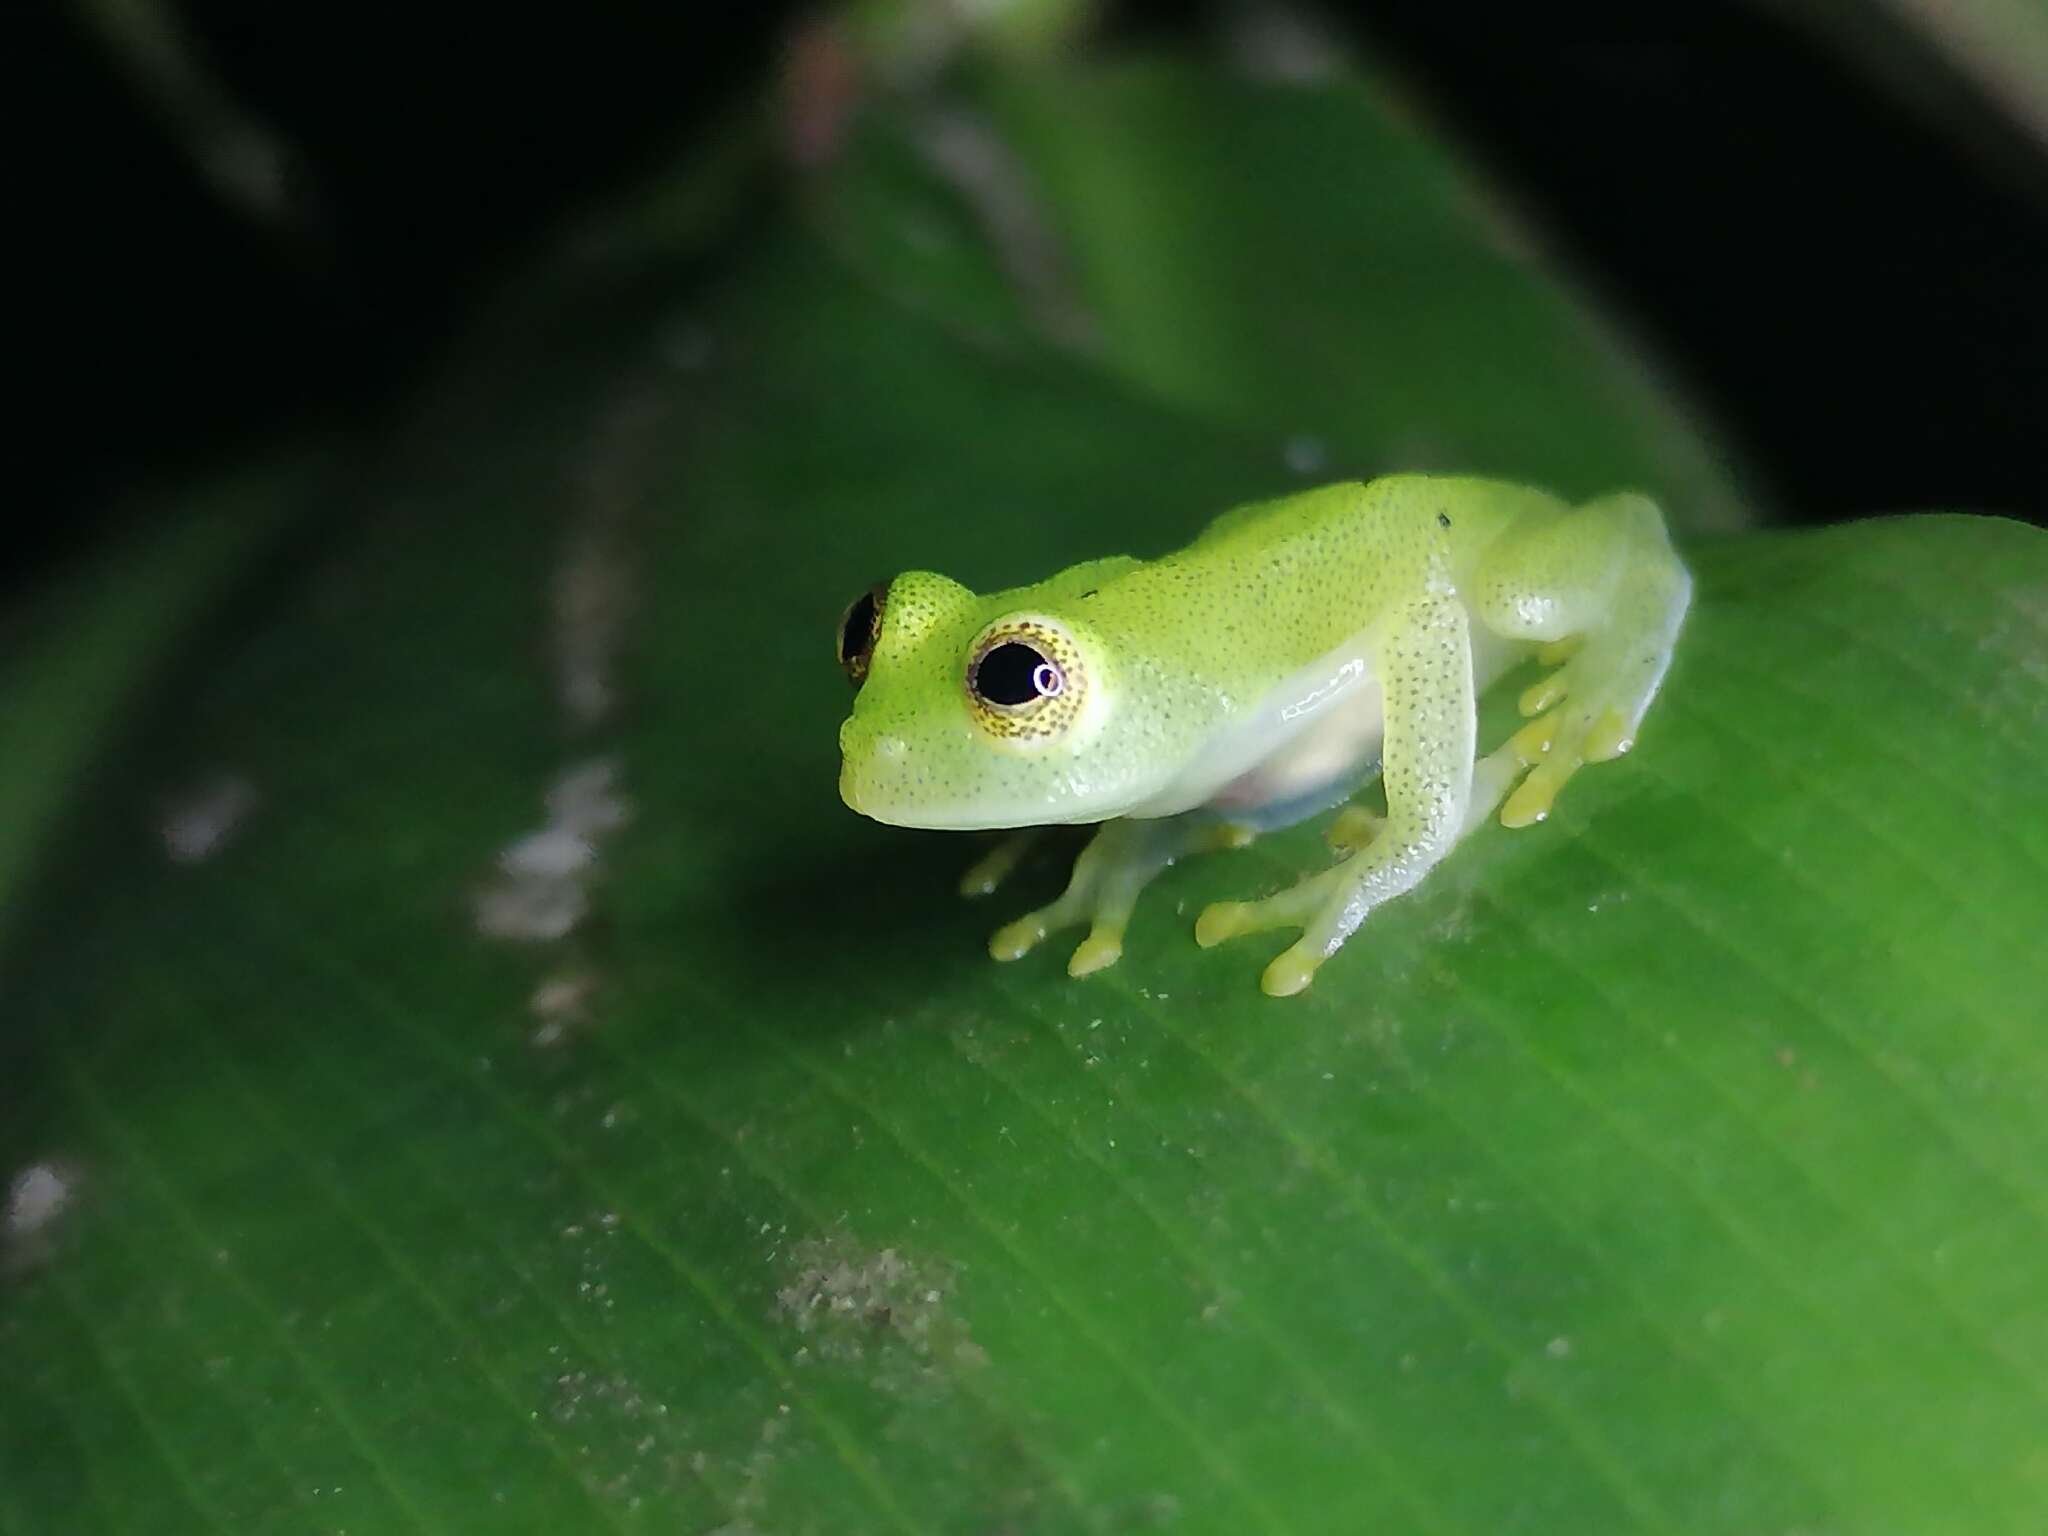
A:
1096,477,1560,694
1183,475,1562,571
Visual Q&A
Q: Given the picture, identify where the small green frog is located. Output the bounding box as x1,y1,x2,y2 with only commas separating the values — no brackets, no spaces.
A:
836,476,1690,996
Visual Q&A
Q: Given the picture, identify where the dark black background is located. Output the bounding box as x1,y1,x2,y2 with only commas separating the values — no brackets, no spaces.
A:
1350,5,2048,525
17,1,2047,588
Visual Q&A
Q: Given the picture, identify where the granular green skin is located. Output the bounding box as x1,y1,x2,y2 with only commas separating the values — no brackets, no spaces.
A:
837,474,1691,995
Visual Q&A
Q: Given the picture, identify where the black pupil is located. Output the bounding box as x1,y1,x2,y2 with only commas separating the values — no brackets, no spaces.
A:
840,591,878,667
976,642,1052,706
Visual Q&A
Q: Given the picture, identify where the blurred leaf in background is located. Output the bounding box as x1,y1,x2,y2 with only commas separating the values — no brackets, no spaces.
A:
5,2,2046,1533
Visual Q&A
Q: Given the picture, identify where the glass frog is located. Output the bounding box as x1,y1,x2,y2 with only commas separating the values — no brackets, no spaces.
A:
836,476,1690,996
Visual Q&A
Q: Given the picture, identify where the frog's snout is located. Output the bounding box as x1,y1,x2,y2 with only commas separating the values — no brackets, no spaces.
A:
838,719,907,766
836,718,865,813
838,721,908,818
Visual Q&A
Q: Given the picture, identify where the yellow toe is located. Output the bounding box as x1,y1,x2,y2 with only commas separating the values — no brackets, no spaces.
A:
1068,933,1123,976
959,836,1031,897
1584,706,1633,763
989,919,1044,962
1518,670,1569,717
1509,714,1559,764
1327,806,1383,852
1260,947,1320,997
1205,821,1258,851
1195,902,1250,948
1501,757,1578,828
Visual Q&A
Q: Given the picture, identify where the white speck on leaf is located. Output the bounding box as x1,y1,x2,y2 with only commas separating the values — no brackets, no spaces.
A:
499,827,596,879
529,970,598,1047
773,1231,982,1395
474,759,632,943
548,759,633,837
473,877,588,944
556,386,661,731
161,772,258,863
5,1163,74,1237
1282,434,1329,476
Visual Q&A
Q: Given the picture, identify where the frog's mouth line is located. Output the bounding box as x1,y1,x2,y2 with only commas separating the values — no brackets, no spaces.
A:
840,761,1131,833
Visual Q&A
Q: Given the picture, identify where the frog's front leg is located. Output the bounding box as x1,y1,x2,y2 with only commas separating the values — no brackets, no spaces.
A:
958,827,1053,897
1325,745,1523,853
1197,594,1476,996
989,814,1254,977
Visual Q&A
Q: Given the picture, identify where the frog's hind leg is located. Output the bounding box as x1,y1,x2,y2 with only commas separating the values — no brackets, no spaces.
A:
989,814,1254,977
1473,492,1691,827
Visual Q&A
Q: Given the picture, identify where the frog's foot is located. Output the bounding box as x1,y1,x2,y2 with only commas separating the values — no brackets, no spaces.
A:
1513,634,1584,717
1498,635,1656,828
1194,866,1351,996
989,815,1250,977
1474,492,1691,828
959,828,1051,897
1202,828,1479,998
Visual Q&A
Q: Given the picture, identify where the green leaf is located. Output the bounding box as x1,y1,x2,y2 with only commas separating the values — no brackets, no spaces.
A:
0,455,316,962
6,55,2045,1536
816,61,1756,533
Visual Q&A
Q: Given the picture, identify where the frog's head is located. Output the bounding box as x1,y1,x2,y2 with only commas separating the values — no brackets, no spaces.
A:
835,571,1168,830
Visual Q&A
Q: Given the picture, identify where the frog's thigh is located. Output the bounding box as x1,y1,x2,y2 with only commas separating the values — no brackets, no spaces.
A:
1473,494,1691,827
989,813,1251,978
1198,594,1476,996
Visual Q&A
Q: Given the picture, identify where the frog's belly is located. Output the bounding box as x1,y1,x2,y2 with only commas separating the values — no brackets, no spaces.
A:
1206,682,1385,826
1127,620,1525,825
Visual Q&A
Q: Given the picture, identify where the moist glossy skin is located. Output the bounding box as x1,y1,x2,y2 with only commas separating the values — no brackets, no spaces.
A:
837,474,1691,996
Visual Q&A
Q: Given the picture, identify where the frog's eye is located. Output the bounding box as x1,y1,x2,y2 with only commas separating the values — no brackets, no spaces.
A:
837,581,888,686
965,617,1086,745
974,641,1063,704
